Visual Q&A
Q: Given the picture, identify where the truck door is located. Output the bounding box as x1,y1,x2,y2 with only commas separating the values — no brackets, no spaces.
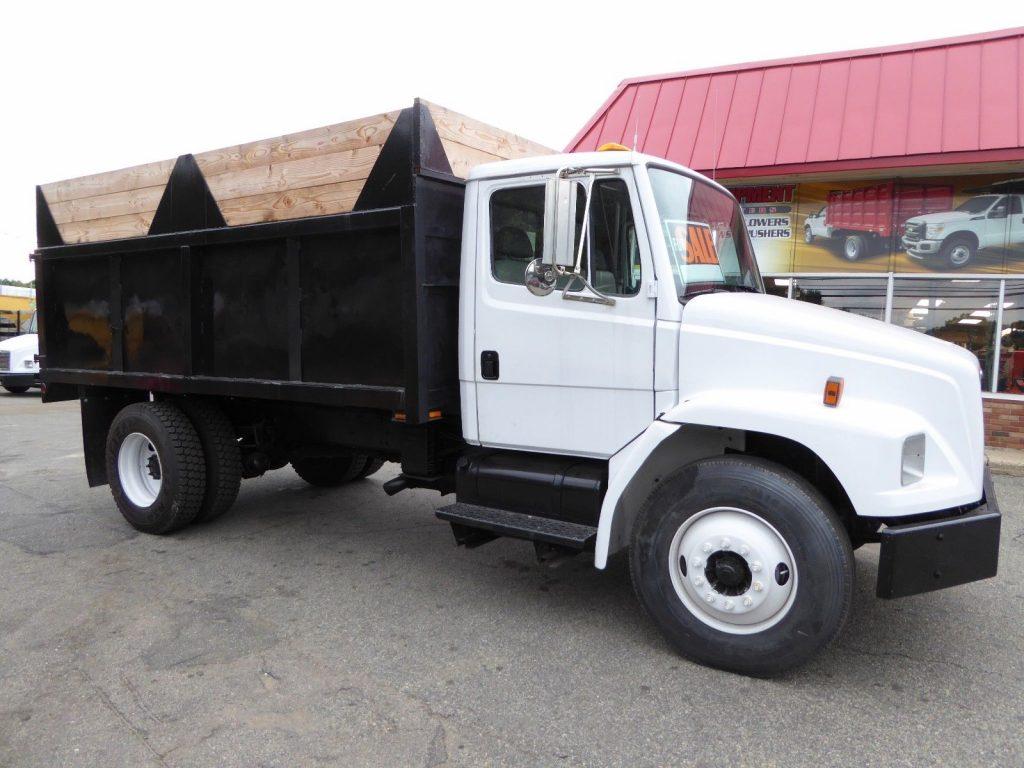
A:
472,173,656,458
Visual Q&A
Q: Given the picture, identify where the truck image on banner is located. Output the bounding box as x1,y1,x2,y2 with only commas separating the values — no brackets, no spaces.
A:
727,176,1024,275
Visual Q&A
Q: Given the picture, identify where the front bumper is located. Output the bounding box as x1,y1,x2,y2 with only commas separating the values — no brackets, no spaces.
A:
0,372,39,389
876,468,1000,598
902,237,940,258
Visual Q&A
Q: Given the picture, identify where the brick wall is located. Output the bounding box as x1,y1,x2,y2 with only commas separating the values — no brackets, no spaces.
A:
983,398,1024,449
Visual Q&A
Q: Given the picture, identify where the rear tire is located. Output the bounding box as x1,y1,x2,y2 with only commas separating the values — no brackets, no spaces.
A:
106,401,206,534
3,386,30,394
292,454,371,487
629,456,854,677
843,234,867,261
803,227,814,244
179,399,242,524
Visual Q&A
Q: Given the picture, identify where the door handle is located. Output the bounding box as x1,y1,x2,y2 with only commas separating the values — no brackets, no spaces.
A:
481,350,499,380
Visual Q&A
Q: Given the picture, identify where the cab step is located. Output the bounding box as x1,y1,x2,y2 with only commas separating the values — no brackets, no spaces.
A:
436,503,597,550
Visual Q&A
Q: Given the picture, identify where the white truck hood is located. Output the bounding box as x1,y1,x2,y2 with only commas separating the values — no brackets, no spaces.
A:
0,333,40,369
666,293,985,517
906,210,973,226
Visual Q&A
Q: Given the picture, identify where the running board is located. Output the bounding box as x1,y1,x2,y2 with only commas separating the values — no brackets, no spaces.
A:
436,503,597,550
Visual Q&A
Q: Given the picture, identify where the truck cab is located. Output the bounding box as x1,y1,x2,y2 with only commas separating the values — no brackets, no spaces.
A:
903,193,1024,268
0,311,39,393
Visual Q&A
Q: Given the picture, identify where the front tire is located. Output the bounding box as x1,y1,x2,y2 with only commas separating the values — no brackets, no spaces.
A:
804,227,814,244
629,456,854,676
106,401,207,534
2,386,30,394
940,236,976,269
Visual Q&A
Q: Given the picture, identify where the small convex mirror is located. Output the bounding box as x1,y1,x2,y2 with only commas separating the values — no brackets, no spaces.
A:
525,258,557,296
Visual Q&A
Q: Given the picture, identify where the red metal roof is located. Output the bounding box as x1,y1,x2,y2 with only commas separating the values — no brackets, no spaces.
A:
567,28,1024,179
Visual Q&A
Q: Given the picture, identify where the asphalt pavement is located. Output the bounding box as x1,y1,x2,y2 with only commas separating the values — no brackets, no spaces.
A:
1,393,1022,767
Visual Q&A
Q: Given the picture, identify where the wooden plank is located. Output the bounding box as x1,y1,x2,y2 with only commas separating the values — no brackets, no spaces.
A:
196,110,399,177
57,213,153,244
205,145,380,201
48,185,165,225
424,100,554,162
40,159,175,204
439,139,506,180
217,180,365,226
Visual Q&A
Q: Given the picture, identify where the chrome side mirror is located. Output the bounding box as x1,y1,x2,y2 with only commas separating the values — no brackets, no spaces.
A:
525,258,557,296
542,177,579,269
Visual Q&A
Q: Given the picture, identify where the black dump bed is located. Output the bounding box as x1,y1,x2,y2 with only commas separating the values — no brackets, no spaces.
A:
33,102,467,425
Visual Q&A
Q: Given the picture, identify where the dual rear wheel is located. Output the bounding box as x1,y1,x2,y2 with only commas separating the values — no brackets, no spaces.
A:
106,400,384,535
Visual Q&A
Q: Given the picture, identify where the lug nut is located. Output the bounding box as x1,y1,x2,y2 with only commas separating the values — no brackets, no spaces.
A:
692,557,704,569
743,597,753,607
739,545,750,556
724,600,734,610
705,594,716,604
702,543,713,554
721,538,732,550
694,576,705,587
751,561,762,573
752,581,763,592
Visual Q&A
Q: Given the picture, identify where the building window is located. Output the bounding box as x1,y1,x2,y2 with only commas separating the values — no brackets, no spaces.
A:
891,278,999,389
996,281,1024,395
764,277,791,298
792,277,888,320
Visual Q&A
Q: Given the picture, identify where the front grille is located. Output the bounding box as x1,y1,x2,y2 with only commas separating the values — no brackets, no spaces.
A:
904,222,924,242
0,351,9,371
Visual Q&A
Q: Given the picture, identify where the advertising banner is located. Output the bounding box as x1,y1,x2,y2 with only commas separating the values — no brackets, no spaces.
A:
731,174,1024,274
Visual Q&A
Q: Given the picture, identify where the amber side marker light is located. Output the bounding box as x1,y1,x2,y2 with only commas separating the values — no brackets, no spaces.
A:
823,377,844,407
597,142,630,152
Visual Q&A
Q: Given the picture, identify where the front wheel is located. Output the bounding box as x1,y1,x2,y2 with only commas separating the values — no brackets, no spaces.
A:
629,456,854,676
940,236,976,269
803,227,814,244
2,386,30,394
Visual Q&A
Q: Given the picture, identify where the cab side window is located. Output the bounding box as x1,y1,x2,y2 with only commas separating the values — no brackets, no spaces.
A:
1009,196,1023,215
585,179,641,296
490,185,544,285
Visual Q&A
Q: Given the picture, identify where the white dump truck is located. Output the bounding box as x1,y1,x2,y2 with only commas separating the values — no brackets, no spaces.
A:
33,102,1000,675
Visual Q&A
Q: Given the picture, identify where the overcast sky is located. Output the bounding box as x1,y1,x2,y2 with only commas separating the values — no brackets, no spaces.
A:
2,0,1022,281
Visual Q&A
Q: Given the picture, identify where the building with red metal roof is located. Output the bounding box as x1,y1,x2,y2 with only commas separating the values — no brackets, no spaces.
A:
570,28,1024,448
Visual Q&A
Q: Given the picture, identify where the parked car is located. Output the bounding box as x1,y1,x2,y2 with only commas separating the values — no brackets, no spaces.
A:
903,194,1024,268
804,182,953,260
0,311,39,393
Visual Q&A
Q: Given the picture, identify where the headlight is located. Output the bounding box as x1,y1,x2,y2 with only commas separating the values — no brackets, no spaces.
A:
925,224,944,239
901,434,926,486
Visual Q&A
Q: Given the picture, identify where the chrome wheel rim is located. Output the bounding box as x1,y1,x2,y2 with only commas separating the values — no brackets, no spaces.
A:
118,432,162,507
949,245,972,266
668,507,797,635
844,239,860,259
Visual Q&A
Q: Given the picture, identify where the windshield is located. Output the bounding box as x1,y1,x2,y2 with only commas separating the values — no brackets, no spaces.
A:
955,195,999,214
648,167,763,302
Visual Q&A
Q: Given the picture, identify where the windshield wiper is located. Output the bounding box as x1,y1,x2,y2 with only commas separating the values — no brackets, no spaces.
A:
682,284,760,301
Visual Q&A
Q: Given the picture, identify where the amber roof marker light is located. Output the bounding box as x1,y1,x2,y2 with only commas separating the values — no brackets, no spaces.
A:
823,377,844,407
